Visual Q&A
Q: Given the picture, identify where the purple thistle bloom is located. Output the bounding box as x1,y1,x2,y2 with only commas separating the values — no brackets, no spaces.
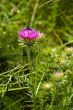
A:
18,27,44,40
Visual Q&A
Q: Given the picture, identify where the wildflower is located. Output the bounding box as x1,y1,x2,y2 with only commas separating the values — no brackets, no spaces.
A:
18,27,44,40
42,82,53,90
52,72,64,81
65,47,73,52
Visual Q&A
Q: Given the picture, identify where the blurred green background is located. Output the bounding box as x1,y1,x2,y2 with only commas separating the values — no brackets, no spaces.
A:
0,0,73,69
0,0,73,110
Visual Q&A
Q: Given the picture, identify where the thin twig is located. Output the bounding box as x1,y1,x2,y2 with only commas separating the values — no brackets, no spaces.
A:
27,0,32,6
39,0,54,8
35,72,45,95
30,0,40,27
39,0,59,8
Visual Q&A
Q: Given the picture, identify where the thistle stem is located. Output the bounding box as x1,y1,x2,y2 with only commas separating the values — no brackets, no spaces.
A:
25,45,32,73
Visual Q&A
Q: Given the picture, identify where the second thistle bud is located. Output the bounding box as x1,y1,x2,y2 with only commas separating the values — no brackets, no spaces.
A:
52,72,64,81
42,82,53,90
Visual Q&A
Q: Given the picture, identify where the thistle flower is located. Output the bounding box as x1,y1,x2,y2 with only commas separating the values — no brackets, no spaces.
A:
42,82,53,90
18,27,44,40
52,72,64,81
65,47,73,52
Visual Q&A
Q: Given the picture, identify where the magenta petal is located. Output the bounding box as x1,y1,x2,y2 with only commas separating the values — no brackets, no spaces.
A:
18,27,44,40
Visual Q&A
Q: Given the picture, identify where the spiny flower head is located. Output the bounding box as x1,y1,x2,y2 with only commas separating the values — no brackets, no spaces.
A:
65,47,73,52
18,27,44,40
52,72,64,81
42,82,53,90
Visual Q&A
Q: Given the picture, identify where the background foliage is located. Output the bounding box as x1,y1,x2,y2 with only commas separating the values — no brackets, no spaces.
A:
0,0,73,110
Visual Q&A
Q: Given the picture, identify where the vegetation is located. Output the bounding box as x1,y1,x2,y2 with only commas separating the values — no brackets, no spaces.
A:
0,0,73,110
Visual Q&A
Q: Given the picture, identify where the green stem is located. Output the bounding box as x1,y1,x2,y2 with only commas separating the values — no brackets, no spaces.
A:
23,44,37,110
49,87,56,110
25,45,32,73
26,46,37,110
